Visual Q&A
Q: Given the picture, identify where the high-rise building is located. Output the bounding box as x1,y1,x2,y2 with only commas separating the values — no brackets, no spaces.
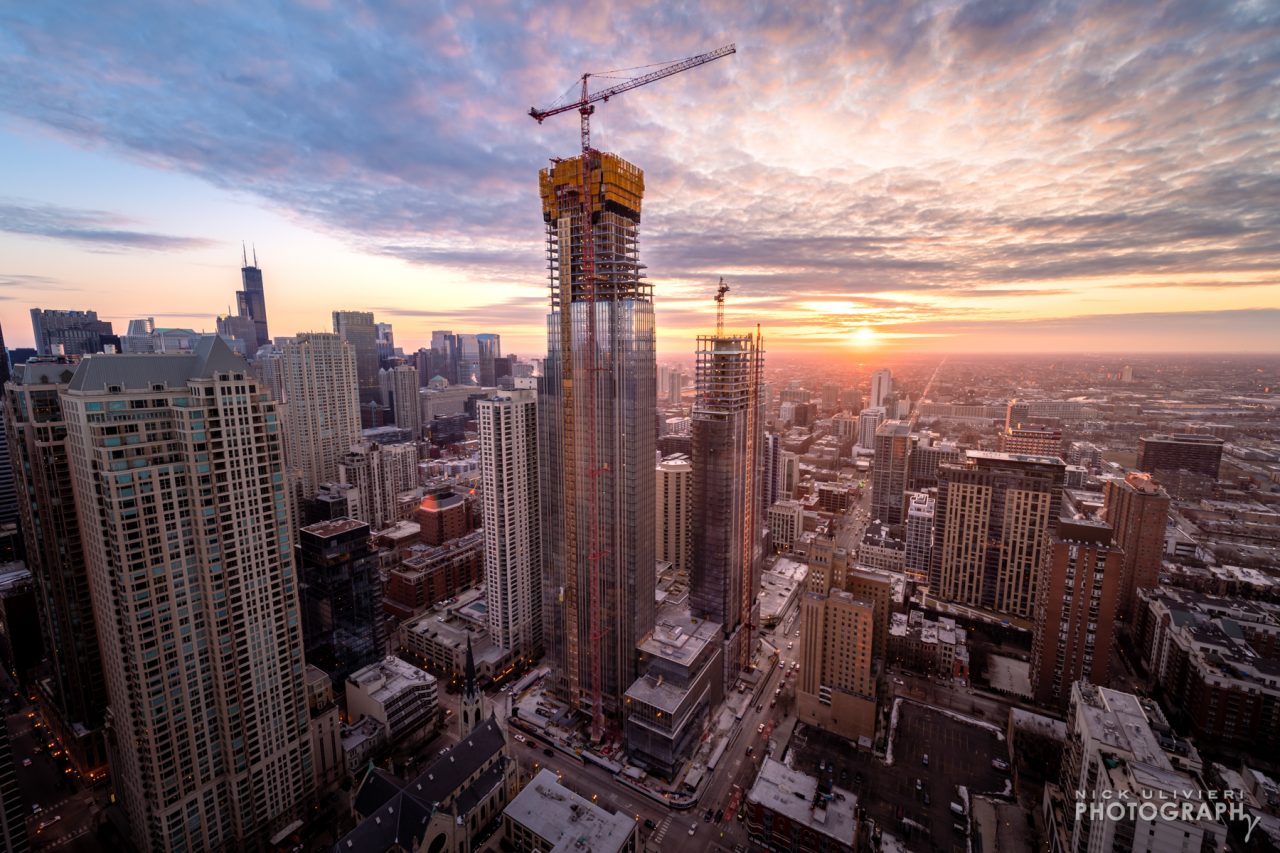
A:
839,388,862,413
999,425,1063,457
1102,472,1171,619
903,490,935,580
280,332,361,505
667,371,684,406
777,450,800,499
1005,399,1030,431
820,383,840,413
4,357,108,778
655,455,692,575
1048,683,1225,853
857,406,886,448
760,432,780,518
297,518,387,685
691,331,763,679
1031,519,1122,709
932,451,1064,618
428,330,460,385
1137,433,1224,480
906,434,961,491
476,333,501,386
339,442,419,531
871,420,911,525
796,536,877,741
375,322,395,363
767,500,804,553
869,368,892,409
29,308,114,357
538,151,655,731
62,337,314,851
478,384,541,660
380,365,422,438
0,718,27,853
236,250,270,350
332,311,381,406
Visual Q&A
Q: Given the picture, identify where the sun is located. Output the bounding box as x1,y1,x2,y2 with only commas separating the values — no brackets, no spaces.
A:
849,326,880,347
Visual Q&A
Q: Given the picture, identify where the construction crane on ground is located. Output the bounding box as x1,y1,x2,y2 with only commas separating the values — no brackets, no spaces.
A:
529,44,735,744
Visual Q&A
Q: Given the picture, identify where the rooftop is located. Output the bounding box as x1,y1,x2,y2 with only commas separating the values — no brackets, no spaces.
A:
747,758,857,846
504,769,635,853
347,656,437,702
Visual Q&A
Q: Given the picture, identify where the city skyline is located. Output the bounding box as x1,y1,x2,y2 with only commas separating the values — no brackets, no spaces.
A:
2,2,1278,355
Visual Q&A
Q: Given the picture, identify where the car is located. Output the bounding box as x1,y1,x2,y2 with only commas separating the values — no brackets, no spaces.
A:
786,642,793,649
737,809,745,821
923,791,930,805
757,723,764,733
688,822,697,836
892,677,904,685
30,804,41,814
643,818,656,830
915,778,922,791
513,733,526,743
756,704,763,712
20,759,31,767
715,809,724,823
770,699,776,708
991,758,1009,771
745,745,753,755
543,748,554,757
922,753,929,767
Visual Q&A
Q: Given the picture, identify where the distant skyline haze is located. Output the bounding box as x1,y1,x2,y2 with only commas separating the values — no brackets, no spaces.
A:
0,1,1277,354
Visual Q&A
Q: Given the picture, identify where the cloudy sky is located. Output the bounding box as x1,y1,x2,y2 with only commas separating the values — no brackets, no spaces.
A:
1,0,1277,356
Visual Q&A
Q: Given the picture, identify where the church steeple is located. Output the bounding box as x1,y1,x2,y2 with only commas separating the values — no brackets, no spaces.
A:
459,636,483,736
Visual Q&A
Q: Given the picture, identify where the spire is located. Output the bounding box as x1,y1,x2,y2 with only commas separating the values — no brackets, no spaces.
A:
464,636,477,696
252,243,258,267
241,241,248,267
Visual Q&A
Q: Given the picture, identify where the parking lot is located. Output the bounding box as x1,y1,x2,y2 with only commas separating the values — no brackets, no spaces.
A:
788,700,1011,852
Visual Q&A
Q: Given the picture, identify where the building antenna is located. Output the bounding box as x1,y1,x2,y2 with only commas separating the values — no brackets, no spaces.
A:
241,241,247,267
252,244,258,267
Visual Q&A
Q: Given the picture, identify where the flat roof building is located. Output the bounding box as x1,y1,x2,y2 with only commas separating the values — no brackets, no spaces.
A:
503,769,637,853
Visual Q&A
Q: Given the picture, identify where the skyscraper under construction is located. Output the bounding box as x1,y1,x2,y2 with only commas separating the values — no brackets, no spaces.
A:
538,152,656,734
690,327,763,681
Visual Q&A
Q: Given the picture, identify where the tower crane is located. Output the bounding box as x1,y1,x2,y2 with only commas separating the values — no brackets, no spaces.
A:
529,45,734,743
715,277,730,336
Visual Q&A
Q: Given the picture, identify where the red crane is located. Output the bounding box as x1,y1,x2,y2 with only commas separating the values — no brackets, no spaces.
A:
530,45,734,742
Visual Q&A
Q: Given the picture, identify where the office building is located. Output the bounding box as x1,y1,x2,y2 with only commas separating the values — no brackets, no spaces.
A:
767,501,804,553
1102,472,1171,619
332,311,381,406
380,364,422,437
857,406,885,448
279,332,361,504
538,151,655,731
339,441,419,531
1005,399,1030,431
503,769,638,853
297,518,387,685
4,357,108,777
62,337,314,851
1000,424,1063,458
1137,433,1224,480
624,609,723,779
476,333,501,386
236,249,270,351
777,450,800,498
478,384,541,660
869,368,892,409
760,431,780,518
820,383,841,412
932,451,1065,619
655,455,692,575
1031,519,1123,709
691,329,763,678
345,656,438,745
374,322,395,363
871,419,911,525
29,308,113,357
1046,683,1225,853
796,536,877,741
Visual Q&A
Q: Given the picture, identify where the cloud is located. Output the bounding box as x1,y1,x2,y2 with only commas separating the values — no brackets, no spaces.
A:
0,200,217,251
0,1,1277,347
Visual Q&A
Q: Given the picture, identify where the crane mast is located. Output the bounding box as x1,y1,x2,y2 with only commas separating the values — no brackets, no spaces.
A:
531,45,735,743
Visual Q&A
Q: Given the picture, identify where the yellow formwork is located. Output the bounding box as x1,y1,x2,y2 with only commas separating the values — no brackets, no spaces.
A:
540,152,645,218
